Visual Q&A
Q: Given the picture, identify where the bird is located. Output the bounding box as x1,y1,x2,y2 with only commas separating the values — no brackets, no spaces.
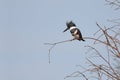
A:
63,21,85,41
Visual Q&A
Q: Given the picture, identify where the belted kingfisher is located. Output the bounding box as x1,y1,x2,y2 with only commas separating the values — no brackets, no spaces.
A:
63,21,85,41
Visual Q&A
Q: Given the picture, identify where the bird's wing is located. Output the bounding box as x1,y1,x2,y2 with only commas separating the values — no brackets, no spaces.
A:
76,28,82,38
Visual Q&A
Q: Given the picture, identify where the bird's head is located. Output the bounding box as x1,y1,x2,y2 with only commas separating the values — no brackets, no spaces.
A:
63,21,76,32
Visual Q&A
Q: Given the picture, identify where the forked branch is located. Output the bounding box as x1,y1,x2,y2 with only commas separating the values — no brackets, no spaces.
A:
44,38,75,63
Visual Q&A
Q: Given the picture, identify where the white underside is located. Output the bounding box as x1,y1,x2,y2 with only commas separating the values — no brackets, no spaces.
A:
74,34,80,39
70,26,76,30
70,26,80,39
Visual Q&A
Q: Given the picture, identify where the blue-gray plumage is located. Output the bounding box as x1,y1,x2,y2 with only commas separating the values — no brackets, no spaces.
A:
63,21,85,41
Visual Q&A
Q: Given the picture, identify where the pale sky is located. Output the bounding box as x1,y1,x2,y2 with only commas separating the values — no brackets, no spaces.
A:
0,0,119,80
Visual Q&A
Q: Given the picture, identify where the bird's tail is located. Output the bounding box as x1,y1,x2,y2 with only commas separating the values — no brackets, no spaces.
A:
78,38,85,41
82,39,85,41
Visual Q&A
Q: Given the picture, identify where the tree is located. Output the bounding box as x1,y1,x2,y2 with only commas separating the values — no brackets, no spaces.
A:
65,0,120,79
65,22,120,80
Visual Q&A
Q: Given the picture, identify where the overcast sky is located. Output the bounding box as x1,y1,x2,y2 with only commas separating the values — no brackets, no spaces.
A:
0,0,119,80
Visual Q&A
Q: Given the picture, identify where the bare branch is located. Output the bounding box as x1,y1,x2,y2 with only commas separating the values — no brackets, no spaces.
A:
44,38,75,63
105,0,120,10
87,59,119,80
64,71,88,80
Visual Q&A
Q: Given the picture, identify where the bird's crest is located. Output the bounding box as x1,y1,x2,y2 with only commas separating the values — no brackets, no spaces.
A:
66,21,76,28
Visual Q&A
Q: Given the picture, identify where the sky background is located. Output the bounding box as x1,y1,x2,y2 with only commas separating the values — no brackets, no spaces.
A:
0,0,120,80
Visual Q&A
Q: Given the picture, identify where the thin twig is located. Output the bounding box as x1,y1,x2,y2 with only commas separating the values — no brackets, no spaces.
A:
86,46,120,79
87,58,119,80
84,37,117,50
64,71,88,80
44,38,75,64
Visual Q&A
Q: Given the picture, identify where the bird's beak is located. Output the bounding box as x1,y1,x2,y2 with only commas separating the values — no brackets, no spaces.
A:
63,28,69,32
